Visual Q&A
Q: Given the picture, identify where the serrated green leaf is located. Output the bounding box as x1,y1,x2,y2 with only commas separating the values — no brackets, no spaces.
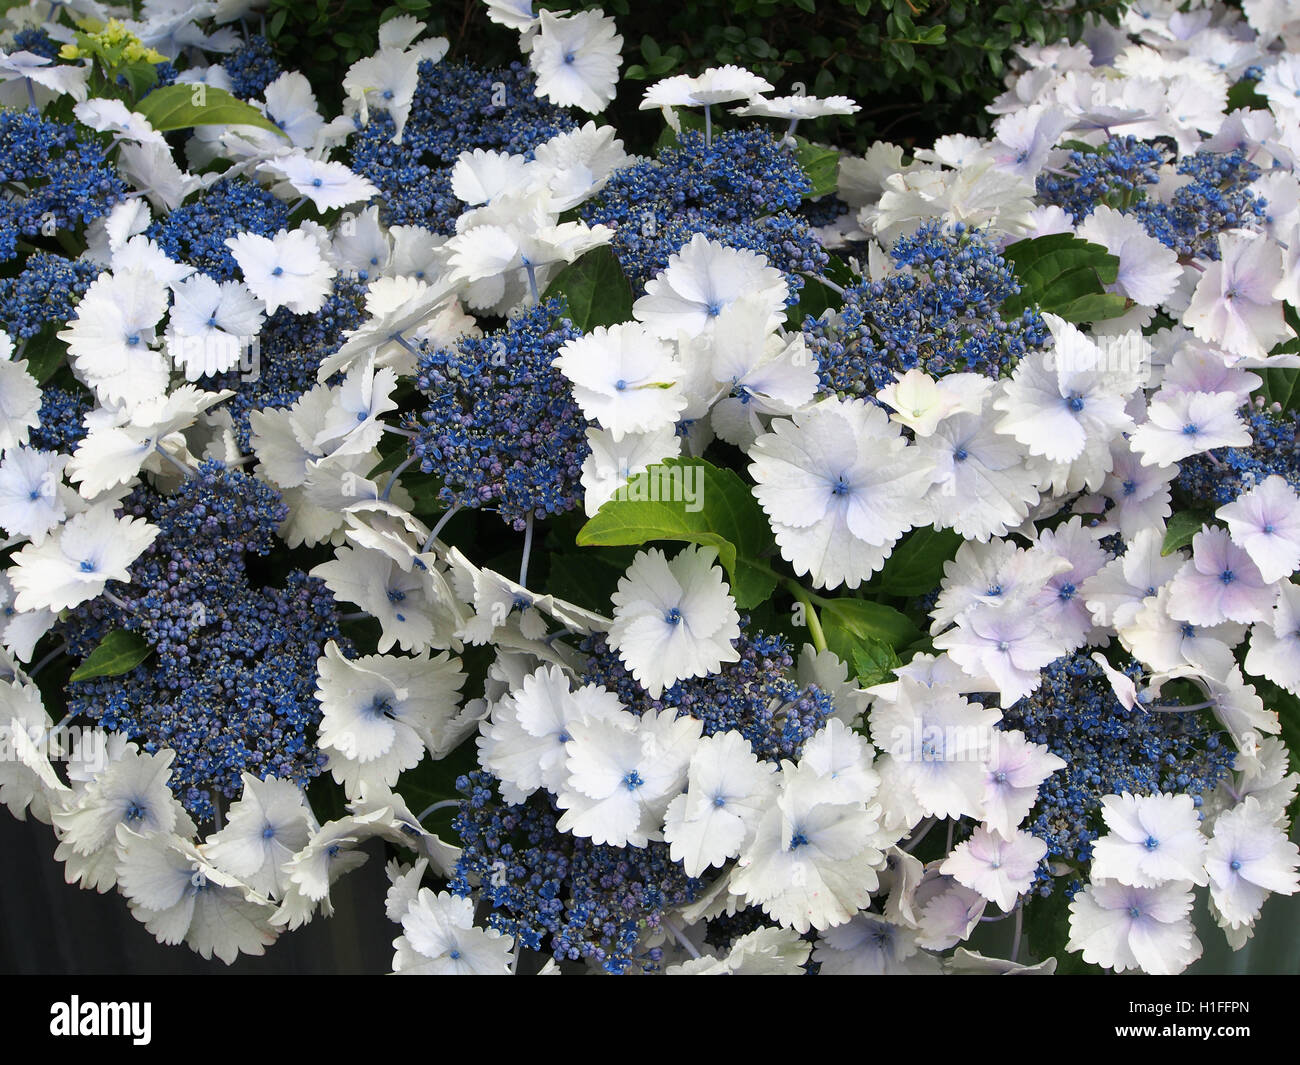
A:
134,84,288,139
576,457,777,608
874,526,964,596
1162,511,1211,556
542,245,634,331
1002,233,1127,323
852,639,902,687
69,630,151,683
819,597,921,661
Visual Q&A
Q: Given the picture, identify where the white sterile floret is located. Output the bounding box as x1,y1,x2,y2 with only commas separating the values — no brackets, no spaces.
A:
667,926,811,975
1066,877,1202,974
877,369,990,438
0,342,41,453
478,664,625,804
1076,204,1182,307
343,48,422,143
663,730,779,877
731,764,884,933
8,502,159,613
556,707,702,847
553,322,686,441
980,729,1066,838
311,545,453,653
226,228,336,315
260,154,378,212
1082,526,1182,630
992,317,1134,465
165,274,265,379
52,746,181,861
392,889,514,974
1166,525,1275,627
0,447,69,544
262,71,324,147
315,641,467,796
633,234,788,340
115,827,277,964
940,825,1047,912
528,9,622,114
1090,792,1209,887
449,148,531,206
1245,583,1300,694
56,270,170,408
579,425,681,516
868,676,1001,821
1129,388,1251,467
607,545,741,699
749,397,937,590
1204,796,1300,930
202,774,314,899
812,914,940,974
0,676,65,824
1184,232,1291,362
529,122,628,210
1217,474,1300,583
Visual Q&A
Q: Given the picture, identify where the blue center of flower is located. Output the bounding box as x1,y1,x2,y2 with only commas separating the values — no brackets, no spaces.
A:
1058,582,1076,601
1220,569,1235,584
953,446,968,462
788,831,809,849
78,559,95,573
1128,906,1142,918
386,587,406,603
271,265,284,276
312,177,323,187
1230,859,1242,871
830,477,850,496
383,89,394,100
563,52,576,64
123,801,146,823
1182,423,1199,436
1122,479,1137,496
262,824,277,840
126,333,140,346
614,379,627,391
623,771,644,791
993,771,1007,784
664,607,683,626
712,795,727,808
1144,835,1159,850
1181,623,1197,638
449,949,462,959
1066,394,1085,413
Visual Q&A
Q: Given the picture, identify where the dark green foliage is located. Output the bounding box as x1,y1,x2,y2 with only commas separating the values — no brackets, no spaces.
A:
263,0,1129,150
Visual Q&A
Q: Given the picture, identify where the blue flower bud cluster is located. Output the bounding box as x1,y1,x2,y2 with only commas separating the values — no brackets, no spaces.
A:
998,652,1234,894
0,110,125,264
803,221,1048,398
580,127,825,298
59,462,343,821
349,60,576,233
408,297,589,531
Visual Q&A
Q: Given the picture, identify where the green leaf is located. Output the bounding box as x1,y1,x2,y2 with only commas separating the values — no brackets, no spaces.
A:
1162,511,1211,556
542,245,634,331
18,328,69,384
69,630,151,683
134,84,288,139
852,639,902,687
116,60,159,101
1001,233,1129,323
1226,78,1269,112
640,34,661,61
793,135,840,199
576,457,777,608
874,526,964,596
819,597,921,662
1263,366,1300,412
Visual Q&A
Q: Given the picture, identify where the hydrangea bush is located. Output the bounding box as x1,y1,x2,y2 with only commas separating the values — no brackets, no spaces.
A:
2,0,1300,976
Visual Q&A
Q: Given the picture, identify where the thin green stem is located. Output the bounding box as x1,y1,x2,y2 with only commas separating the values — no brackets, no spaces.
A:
785,579,827,654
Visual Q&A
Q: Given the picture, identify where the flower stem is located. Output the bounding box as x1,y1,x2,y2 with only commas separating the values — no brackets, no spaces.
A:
785,580,827,654
518,514,535,588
